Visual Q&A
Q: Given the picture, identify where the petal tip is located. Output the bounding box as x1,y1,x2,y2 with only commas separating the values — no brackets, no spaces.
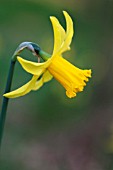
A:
3,94,6,97
63,10,67,15
3,93,10,98
17,56,22,62
50,16,53,19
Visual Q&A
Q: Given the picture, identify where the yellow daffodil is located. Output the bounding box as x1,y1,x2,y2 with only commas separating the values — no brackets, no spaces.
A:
4,11,91,99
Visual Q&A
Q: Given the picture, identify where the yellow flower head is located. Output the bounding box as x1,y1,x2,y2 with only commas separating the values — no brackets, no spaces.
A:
4,11,91,99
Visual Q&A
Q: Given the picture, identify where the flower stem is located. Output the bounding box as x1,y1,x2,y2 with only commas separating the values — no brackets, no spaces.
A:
39,50,51,61
0,42,50,147
0,59,16,147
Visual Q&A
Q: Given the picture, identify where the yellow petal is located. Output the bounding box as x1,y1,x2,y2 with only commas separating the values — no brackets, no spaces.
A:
17,56,51,75
42,70,53,82
59,11,74,54
50,16,65,55
3,75,38,98
32,70,53,90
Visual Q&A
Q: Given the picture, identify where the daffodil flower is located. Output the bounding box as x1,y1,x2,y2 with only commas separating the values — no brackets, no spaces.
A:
4,11,91,99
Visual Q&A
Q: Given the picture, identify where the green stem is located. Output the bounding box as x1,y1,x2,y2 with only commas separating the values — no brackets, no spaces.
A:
0,59,16,146
39,50,51,61
0,42,50,147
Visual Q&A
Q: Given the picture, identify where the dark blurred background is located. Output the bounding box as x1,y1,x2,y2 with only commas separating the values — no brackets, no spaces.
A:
0,0,113,169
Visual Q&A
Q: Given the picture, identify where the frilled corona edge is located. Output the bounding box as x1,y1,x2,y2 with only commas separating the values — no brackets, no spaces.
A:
4,11,92,99
48,56,91,98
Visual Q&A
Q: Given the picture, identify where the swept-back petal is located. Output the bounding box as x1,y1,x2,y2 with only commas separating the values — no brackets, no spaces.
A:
59,11,74,54
50,16,65,55
17,56,51,75
4,75,38,98
32,70,53,90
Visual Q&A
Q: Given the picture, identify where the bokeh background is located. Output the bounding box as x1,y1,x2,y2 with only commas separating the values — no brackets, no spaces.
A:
0,0,113,169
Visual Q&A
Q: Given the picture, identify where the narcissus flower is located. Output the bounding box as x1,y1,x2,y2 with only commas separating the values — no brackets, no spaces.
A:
4,11,91,99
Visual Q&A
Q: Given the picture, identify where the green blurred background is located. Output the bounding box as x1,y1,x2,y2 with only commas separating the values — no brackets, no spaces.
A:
0,0,113,169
